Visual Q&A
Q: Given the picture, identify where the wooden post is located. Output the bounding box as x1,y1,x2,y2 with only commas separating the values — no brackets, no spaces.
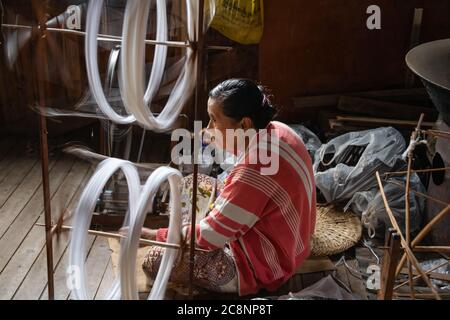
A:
34,14,55,300
189,0,205,300
404,114,424,299
378,228,401,300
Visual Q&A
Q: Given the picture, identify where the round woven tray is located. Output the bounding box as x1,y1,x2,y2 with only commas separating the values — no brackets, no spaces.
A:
311,205,362,257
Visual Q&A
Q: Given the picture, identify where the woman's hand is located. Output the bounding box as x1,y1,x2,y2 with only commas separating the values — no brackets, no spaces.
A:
118,227,158,241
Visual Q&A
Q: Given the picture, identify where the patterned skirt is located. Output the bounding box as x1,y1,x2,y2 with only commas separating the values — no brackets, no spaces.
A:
142,174,238,293
142,245,238,293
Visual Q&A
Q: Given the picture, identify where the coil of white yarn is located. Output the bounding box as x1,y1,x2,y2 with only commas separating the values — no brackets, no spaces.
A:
119,0,196,132
85,0,194,131
85,0,215,132
69,158,183,300
70,0,217,300
68,158,141,300
120,166,182,300
85,0,135,124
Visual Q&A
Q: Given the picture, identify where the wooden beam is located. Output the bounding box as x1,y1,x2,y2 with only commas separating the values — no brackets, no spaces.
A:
335,115,435,127
337,96,437,121
378,228,401,300
293,88,427,109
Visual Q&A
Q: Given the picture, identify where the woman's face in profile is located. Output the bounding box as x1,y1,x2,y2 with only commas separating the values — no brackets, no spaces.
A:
206,98,255,155
206,98,239,153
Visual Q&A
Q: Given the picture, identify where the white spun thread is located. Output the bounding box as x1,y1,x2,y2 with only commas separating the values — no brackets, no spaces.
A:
69,159,183,300
120,166,182,300
69,158,141,300
85,0,135,124
119,0,196,132
85,0,214,131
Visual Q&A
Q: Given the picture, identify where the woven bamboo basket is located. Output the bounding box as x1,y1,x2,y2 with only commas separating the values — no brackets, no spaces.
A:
311,205,362,257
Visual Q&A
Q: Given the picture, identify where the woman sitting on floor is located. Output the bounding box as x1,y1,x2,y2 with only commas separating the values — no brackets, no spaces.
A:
132,79,316,296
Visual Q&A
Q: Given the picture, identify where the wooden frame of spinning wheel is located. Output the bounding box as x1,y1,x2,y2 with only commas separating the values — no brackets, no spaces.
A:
29,0,217,300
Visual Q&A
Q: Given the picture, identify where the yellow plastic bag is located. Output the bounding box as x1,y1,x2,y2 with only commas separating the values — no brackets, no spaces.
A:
208,0,264,45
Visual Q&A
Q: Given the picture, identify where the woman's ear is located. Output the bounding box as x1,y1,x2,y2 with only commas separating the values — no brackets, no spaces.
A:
240,117,254,130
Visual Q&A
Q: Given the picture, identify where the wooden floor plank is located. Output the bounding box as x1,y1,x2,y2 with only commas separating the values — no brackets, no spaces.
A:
0,155,38,211
0,157,83,299
11,161,91,300
0,154,74,273
40,235,96,300
12,231,71,300
94,257,115,300
0,154,58,239
67,236,111,300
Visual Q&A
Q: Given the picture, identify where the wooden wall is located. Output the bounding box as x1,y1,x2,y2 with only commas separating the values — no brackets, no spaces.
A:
259,0,450,121
2,0,450,135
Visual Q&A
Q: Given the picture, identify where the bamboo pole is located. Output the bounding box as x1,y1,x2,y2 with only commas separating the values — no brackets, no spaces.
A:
385,180,449,207
1,24,232,51
423,129,450,138
375,171,441,300
189,0,205,300
33,6,55,300
379,246,450,253
404,114,424,299
384,167,450,177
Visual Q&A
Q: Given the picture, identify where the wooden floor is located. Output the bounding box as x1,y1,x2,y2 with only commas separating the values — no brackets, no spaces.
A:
0,138,115,300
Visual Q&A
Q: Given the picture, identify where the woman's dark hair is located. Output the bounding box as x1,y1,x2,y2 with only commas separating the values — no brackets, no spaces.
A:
208,79,278,129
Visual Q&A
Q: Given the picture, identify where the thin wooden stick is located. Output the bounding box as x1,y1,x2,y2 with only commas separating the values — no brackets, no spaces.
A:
385,180,449,207
405,113,424,299
1,24,233,51
394,260,449,290
433,133,450,140
335,115,434,127
379,246,450,253
375,171,441,300
409,205,450,248
33,6,55,299
384,167,450,177
35,223,210,252
423,129,450,137
189,0,205,300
